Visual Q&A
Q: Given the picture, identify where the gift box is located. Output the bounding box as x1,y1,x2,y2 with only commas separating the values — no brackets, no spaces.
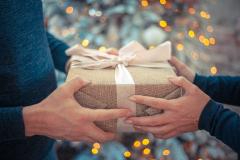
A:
66,41,182,133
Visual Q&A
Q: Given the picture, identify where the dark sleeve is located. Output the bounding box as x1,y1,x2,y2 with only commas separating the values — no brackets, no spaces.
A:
46,32,69,73
0,107,25,142
194,74,240,106
199,100,240,154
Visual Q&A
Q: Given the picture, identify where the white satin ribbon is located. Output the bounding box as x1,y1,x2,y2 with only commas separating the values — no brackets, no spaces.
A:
66,41,172,132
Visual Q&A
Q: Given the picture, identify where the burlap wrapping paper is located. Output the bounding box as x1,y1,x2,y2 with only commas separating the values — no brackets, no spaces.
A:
66,63,182,133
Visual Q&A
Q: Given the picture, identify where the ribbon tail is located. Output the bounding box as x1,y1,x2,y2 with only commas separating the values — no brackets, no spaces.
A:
115,64,136,132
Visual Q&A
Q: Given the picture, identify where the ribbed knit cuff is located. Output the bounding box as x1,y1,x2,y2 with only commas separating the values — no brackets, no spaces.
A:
0,107,25,142
198,99,218,132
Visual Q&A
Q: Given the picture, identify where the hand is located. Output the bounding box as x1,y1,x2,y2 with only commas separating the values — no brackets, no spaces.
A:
23,77,131,143
168,56,195,82
126,76,210,139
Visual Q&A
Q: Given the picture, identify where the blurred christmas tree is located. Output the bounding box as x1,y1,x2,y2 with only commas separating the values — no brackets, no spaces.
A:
43,0,239,159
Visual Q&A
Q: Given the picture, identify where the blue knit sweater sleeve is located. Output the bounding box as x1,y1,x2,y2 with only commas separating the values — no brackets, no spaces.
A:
0,107,25,142
199,100,240,154
47,32,69,73
194,74,240,106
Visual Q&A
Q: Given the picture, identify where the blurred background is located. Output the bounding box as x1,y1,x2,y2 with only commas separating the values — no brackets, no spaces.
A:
42,0,240,159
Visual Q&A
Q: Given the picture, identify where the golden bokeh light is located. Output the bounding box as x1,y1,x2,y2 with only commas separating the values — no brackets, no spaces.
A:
124,151,131,158
191,52,199,60
81,39,90,47
203,39,210,46
148,45,155,49
91,148,99,155
188,7,196,15
133,140,141,148
159,20,168,28
176,43,184,51
142,138,150,146
93,143,101,149
159,0,167,5
207,25,214,33
209,37,216,45
198,35,205,43
141,0,149,7
188,30,195,38
98,46,107,52
65,6,74,14
142,148,151,155
162,149,171,156
210,66,218,75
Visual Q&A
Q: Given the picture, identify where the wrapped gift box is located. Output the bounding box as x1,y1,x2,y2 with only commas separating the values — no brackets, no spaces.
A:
66,41,182,133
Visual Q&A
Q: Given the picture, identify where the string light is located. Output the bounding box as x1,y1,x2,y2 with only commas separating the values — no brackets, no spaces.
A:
159,0,167,5
188,7,196,15
198,35,205,43
124,151,131,158
162,149,171,156
142,138,150,145
93,143,101,149
159,20,168,28
142,148,151,155
200,11,211,19
191,52,199,60
188,30,195,38
141,0,149,7
133,140,141,148
81,39,90,47
207,25,214,33
65,6,74,14
209,37,216,45
148,45,155,49
210,66,218,75
98,46,107,52
176,43,184,51
91,148,99,155
203,38,210,46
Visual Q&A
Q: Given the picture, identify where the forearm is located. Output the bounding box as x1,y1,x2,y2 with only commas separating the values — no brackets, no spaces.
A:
199,100,240,154
0,107,25,142
47,32,69,72
194,74,240,106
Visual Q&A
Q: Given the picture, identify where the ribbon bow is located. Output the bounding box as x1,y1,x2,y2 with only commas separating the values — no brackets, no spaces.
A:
66,41,172,84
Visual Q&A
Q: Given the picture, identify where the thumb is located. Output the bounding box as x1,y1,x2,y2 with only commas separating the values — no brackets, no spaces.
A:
168,76,194,93
65,77,91,94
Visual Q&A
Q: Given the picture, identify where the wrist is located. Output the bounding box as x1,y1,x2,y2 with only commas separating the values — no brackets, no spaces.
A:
22,103,46,137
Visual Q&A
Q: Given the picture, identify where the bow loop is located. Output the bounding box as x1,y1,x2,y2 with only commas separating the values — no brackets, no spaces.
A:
66,41,171,69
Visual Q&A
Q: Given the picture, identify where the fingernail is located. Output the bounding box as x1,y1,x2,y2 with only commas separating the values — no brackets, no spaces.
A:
125,119,133,124
129,96,136,101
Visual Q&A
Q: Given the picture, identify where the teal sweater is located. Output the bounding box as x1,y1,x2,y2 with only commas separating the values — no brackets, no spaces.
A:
0,0,69,159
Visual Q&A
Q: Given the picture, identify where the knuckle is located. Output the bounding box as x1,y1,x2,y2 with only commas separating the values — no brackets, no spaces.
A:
178,76,186,83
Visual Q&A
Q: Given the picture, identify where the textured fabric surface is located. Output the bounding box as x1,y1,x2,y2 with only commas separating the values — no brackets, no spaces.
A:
67,62,182,132
0,0,68,159
195,75,240,155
